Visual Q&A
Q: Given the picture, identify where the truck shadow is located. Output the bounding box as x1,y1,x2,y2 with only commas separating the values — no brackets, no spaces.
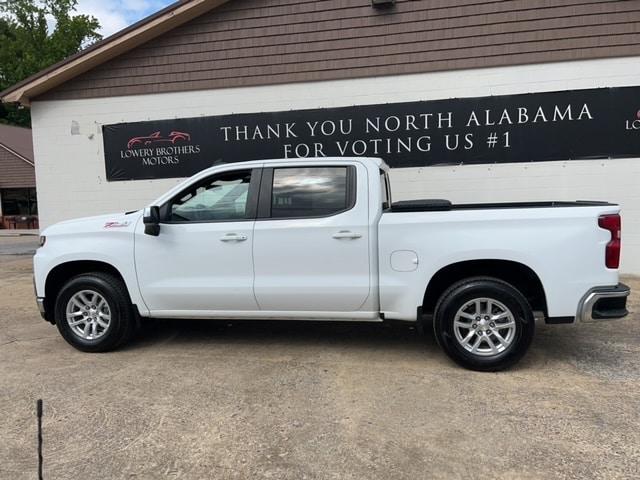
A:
529,322,640,380
125,317,440,354
121,317,640,377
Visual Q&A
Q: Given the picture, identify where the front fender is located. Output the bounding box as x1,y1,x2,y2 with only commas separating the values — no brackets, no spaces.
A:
34,218,148,315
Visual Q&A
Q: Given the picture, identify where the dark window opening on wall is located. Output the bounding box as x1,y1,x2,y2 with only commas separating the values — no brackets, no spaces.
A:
1,188,38,216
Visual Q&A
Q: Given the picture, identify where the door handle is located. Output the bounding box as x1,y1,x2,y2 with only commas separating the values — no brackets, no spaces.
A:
220,233,248,242
332,230,362,240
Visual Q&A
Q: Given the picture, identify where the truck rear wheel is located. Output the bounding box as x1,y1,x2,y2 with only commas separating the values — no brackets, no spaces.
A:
54,272,135,352
433,277,535,371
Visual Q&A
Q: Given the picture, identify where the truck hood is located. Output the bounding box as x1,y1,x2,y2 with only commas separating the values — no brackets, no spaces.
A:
42,211,141,236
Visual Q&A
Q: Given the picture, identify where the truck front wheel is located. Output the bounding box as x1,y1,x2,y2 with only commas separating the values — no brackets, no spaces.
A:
433,277,535,371
53,272,136,352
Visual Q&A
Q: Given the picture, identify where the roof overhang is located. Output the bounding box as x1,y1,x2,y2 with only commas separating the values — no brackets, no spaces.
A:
0,0,230,106
0,142,34,166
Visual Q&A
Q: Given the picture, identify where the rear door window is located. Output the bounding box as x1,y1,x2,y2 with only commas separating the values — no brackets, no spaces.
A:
270,167,352,218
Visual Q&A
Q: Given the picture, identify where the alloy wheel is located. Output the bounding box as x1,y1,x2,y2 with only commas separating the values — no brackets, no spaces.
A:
453,297,517,357
65,290,112,340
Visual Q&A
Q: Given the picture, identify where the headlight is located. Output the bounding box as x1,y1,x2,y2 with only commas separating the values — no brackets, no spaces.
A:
39,236,46,247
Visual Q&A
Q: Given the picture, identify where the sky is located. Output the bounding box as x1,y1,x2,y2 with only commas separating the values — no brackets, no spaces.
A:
75,0,176,38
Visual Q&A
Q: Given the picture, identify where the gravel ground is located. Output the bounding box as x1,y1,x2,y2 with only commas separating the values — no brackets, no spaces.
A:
0,251,638,479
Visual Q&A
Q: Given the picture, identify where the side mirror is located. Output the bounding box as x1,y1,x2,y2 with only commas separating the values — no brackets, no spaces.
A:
143,206,160,236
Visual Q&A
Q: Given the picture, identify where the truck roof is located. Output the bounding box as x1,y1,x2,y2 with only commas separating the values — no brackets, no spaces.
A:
214,157,389,171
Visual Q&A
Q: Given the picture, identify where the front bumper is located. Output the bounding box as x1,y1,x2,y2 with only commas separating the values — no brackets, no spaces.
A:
36,297,46,320
33,274,48,321
577,283,630,323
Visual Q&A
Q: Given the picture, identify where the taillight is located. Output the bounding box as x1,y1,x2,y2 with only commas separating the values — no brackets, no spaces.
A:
598,214,621,269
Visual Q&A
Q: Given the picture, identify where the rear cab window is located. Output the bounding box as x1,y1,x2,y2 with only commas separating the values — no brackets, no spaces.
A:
380,170,391,210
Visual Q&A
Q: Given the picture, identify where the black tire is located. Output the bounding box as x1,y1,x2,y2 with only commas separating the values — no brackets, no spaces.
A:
433,276,535,371
54,272,135,352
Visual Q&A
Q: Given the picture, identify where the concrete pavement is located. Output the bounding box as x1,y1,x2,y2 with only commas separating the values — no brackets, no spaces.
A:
0,236,39,255
0,229,38,236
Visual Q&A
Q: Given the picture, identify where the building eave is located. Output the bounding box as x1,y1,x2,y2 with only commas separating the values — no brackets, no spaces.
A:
0,143,34,167
0,0,231,106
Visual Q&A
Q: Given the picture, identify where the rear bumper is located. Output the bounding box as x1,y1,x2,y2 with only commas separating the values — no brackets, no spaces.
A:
577,283,630,323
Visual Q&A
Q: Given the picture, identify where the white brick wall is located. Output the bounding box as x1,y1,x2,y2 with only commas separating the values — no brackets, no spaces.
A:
31,56,640,273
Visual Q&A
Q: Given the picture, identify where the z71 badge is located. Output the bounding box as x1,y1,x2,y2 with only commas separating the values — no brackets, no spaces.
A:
103,221,131,228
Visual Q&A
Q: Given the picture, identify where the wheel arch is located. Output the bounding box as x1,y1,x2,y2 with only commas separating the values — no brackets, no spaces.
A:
43,260,128,323
422,259,547,317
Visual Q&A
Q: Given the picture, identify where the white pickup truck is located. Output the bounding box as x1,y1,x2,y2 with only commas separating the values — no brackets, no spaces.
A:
33,157,629,371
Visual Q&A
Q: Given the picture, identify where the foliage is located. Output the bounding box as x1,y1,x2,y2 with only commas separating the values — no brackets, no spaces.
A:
0,0,102,126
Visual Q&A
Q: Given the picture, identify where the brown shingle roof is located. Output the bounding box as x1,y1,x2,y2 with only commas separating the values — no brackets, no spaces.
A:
0,0,230,105
0,124,34,163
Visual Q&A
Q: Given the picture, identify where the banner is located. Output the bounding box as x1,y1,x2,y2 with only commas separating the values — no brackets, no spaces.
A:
102,86,640,181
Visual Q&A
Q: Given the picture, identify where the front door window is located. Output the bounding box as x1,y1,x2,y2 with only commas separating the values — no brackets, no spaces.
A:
169,170,251,222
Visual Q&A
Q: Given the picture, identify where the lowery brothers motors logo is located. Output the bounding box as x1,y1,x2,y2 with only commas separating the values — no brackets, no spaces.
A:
625,110,640,131
120,130,201,166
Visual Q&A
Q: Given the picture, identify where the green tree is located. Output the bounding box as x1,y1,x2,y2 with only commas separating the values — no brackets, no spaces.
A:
0,0,101,126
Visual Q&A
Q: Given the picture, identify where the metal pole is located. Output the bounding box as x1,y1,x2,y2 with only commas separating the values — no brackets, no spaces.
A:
37,399,43,480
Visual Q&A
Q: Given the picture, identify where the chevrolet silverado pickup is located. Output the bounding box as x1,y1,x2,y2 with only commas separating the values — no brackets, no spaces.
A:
33,157,630,371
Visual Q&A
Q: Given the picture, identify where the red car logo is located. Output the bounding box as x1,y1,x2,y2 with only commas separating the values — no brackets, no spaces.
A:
127,131,191,149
